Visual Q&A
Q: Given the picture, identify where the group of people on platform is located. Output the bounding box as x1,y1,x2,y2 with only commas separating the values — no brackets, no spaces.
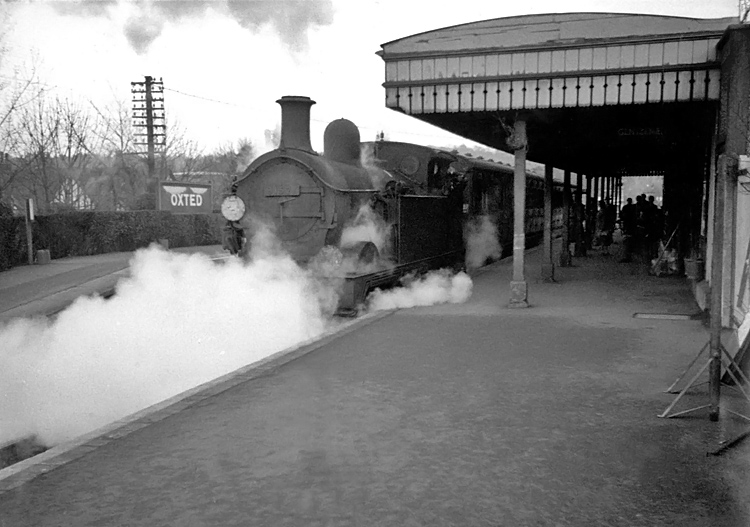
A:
593,194,664,263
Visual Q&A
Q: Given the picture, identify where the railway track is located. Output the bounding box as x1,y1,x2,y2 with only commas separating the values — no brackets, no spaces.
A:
0,438,47,471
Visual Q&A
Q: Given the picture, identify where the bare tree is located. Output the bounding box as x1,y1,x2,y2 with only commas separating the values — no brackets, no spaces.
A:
205,138,256,175
161,118,205,180
168,138,257,209
10,92,98,213
46,96,97,210
88,99,147,210
264,127,280,150
0,72,261,214
86,105,210,210
0,61,46,212
15,92,60,213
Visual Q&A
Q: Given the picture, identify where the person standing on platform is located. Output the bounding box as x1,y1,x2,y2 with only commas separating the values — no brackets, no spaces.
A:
619,197,637,262
605,198,617,234
596,200,613,256
634,194,648,261
646,195,663,259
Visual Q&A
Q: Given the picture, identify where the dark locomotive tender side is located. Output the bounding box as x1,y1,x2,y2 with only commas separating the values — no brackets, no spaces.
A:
364,140,568,255
221,95,568,312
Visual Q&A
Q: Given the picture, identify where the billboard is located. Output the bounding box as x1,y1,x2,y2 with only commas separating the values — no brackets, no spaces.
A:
158,182,213,214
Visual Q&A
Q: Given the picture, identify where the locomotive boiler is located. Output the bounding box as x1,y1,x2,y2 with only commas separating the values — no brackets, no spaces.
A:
221,96,465,311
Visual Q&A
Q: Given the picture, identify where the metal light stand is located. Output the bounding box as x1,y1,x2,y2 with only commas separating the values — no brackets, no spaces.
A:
659,342,750,419
659,341,750,455
658,155,750,455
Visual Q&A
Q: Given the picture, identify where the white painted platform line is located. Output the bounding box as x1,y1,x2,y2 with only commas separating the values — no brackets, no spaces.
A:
633,313,701,320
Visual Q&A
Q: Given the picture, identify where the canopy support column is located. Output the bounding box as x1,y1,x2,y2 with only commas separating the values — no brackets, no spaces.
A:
509,119,529,308
560,169,572,267
586,175,593,250
542,164,555,282
575,172,586,256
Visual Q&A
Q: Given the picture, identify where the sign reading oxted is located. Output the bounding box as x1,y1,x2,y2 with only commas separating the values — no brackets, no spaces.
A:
158,182,213,214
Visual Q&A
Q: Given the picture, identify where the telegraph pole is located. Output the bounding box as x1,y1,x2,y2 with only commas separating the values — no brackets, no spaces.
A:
131,76,166,182
144,77,155,178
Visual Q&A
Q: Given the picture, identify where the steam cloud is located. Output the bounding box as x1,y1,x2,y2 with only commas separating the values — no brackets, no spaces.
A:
0,226,335,447
334,203,474,311
0,218,475,449
464,215,502,270
51,0,335,54
307,202,389,287
367,270,473,311
360,143,390,189
339,202,389,254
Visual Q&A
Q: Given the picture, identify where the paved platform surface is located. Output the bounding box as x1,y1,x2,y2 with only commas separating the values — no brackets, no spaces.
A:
1,244,750,526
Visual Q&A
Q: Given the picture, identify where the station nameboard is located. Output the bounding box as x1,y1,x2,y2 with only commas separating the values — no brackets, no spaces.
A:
158,182,213,214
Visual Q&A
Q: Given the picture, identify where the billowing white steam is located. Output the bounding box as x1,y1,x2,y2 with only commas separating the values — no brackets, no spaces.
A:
339,202,389,254
0,226,335,447
464,215,502,270
52,0,335,54
0,215,479,448
367,270,473,311
307,202,390,282
359,143,391,189
336,203,473,310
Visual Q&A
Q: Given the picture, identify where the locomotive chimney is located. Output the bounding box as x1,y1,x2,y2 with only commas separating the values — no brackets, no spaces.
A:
276,96,315,152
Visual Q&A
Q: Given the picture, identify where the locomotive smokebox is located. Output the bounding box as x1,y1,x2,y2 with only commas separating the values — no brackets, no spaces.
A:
277,96,315,152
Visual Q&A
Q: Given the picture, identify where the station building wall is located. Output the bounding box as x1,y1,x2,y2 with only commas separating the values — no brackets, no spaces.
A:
705,25,750,349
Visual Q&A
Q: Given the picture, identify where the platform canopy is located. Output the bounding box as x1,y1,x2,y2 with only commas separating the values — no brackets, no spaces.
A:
378,13,737,176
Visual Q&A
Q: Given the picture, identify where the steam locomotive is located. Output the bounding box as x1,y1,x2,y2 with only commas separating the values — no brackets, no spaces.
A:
221,96,566,312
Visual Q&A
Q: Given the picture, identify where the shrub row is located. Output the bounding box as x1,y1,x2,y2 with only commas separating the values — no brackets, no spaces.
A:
0,211,224,271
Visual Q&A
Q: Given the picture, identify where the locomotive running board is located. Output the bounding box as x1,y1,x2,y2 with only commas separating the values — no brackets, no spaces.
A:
328,250,464,315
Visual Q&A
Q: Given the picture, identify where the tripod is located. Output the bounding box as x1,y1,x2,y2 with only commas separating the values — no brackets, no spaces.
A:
658,338,750,455
658,154,750,455
659,341,750,417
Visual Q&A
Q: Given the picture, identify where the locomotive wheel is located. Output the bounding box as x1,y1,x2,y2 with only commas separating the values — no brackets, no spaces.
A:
357,241,379,265
340,241,380,269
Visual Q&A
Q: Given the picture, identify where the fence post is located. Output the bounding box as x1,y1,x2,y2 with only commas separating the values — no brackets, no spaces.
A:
25,198,34,265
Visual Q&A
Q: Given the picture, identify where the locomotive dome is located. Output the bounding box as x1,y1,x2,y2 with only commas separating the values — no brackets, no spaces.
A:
324,118,361,166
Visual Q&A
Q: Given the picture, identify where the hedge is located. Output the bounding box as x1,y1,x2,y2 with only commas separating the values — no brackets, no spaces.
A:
0,211,225,271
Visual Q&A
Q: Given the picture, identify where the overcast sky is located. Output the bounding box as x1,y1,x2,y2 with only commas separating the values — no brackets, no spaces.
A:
0,0,740,154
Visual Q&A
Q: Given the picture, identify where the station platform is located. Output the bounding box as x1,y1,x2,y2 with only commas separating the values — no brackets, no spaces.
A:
1,242,749,526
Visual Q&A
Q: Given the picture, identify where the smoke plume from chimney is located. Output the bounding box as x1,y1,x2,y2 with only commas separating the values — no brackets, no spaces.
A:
51,0,335,55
